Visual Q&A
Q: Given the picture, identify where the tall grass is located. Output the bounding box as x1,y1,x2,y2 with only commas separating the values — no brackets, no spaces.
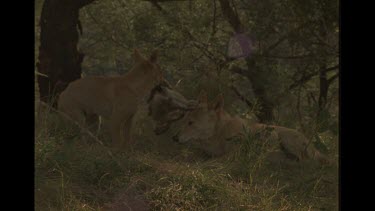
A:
35,104,338,210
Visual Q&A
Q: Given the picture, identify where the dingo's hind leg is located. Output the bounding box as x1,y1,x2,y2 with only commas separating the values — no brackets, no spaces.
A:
58,97,85,129
110,115,126,149
59,107,89,140
85,113,100,135
67,109,86,128
70,110,88,142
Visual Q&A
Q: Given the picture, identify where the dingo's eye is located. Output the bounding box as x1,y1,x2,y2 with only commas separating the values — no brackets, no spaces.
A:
188,121,193,125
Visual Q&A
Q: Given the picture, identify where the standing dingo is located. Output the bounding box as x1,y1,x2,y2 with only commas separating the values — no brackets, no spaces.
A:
58,49,164,149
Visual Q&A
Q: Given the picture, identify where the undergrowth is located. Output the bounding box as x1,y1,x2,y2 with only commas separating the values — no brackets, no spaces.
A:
35,105,338,211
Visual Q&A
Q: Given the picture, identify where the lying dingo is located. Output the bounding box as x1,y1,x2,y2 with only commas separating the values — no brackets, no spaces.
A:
173,91,329,164
58,49,164,149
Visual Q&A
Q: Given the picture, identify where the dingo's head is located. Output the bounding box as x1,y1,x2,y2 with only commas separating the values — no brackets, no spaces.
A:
148,85,198,134
173,92,225,143
132,49,164,84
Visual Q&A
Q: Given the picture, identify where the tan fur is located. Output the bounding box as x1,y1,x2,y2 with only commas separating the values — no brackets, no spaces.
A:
175,92,329,164
58,49,164,149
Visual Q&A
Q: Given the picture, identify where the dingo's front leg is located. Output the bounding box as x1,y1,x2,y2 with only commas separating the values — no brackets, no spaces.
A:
110,115,125,149
121,114,135,149
110,111,134,150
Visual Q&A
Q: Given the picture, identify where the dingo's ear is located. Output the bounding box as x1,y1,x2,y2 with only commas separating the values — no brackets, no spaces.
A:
197,90,208,108
133,48,144,63
149,50,158,63
212,93,224,115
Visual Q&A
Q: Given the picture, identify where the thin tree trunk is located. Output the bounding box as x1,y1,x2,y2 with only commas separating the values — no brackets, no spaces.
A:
316,18,330,130
218,0,274,123
318,66,328,115
245,59,275,123
36,0,95,107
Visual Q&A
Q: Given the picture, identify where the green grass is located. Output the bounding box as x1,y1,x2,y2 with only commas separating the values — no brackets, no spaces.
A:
35,105,338,210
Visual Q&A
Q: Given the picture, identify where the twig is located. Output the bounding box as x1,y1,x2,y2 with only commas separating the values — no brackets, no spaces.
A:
230,85,254,108
37,101,105,146
327,72,339,85
254,54,313,60
229,66,248,77
35,101,149,178
212,0,217,37
86,8,131,50
289,64,338,90
296,86,306,133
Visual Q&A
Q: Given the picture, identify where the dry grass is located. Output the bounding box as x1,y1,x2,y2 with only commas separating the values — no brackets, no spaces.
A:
35,102,338,210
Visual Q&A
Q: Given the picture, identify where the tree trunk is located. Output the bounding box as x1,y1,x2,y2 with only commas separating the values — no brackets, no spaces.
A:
36,0,94,107
245,59,274,123
316,18,331,130
318,66,328,114
218,0,275,123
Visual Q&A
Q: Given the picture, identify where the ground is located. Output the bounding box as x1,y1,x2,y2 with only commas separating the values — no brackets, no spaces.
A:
35,103,338,211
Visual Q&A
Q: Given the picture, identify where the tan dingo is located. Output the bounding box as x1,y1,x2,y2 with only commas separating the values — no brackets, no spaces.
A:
58,49,164,149
173,91,329,164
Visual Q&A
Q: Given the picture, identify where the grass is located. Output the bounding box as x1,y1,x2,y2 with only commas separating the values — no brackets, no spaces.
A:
35,103,338,211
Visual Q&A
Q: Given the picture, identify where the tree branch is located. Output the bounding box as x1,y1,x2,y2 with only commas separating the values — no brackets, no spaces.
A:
144,0,190,2
327,72,339,85
230,85,254,108
211,0,217,36
144,0,167,14
254,54,313,60
144,0,191,13
218,0,244,33
86,9,131,50
289,64,339,90
322,64,339,74
262,21,315,56
218,0,317,59
77,0,96,8
229,66,248,77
